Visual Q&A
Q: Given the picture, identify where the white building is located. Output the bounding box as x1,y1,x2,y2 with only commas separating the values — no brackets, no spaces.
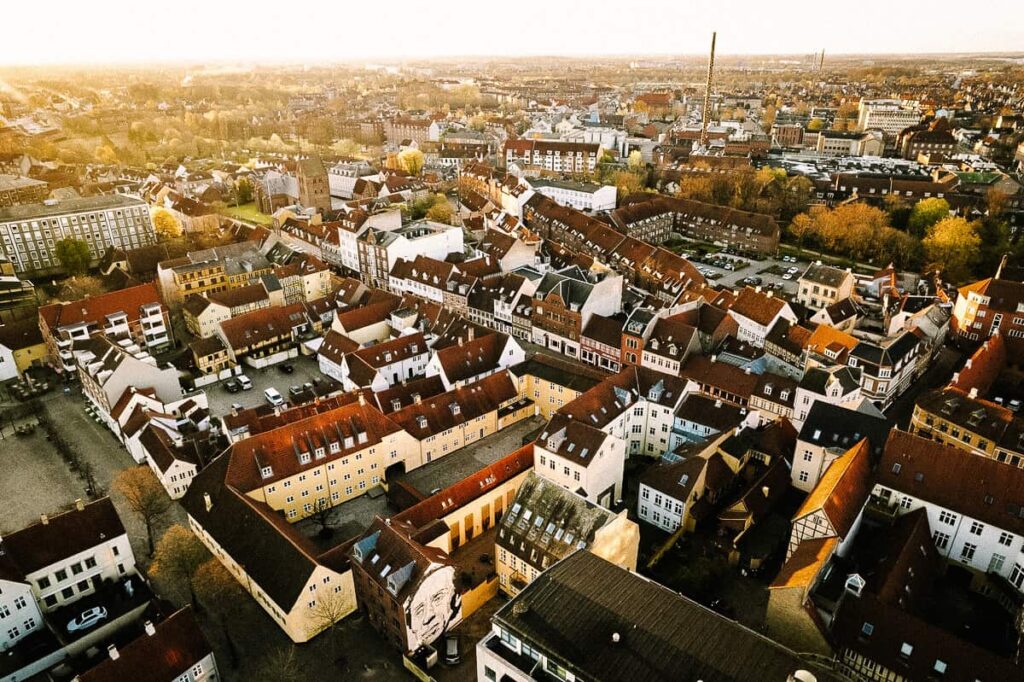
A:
534,414,625,509
791,402,889,493
0,498,137,617
529,178,617,212
0,195,157,276
874,430,1024,594
856,99,922,137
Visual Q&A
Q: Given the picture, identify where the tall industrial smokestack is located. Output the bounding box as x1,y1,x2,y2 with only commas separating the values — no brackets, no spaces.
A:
819,49,825,71
699,31,716,149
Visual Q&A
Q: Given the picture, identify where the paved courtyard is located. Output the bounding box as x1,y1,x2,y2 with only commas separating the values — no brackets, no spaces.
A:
0,425,88,533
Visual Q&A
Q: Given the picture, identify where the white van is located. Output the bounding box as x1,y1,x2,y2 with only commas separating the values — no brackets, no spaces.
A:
264,387,284,406
237,374,253,390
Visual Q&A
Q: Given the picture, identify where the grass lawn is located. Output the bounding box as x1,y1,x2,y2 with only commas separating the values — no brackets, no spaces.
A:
219,202,273,226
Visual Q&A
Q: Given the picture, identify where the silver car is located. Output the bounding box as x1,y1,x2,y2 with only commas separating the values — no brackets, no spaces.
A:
67,606,108,633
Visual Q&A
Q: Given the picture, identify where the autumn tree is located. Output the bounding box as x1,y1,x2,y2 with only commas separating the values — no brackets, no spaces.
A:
788,213,814,253
627,150,644,170
234,177,254,205
922,217,981,283
397,148,425,176
54,238,92,276
807,118,825,131
112,466,171,556
612,171,644,200
151,208,183,240
987,188,1010,219
94,144,119,165
908,197,950,237
150,524,209,606
425,196,454,224
193,559,243,667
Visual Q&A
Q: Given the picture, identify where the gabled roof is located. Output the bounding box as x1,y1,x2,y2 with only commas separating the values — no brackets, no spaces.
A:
1,497,126,575
795,439,872,539
434,332,506,384
76,607,213,682
877,429,1024,536
494,550,819,682
181,455,323,612
729,287,790,327
39,282,162,331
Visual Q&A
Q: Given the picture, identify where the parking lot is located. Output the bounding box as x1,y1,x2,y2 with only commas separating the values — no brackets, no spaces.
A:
204,353,330,417
690,250,813,297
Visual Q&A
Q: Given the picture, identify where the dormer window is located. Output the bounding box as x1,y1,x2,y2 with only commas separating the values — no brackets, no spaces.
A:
315,447,325,460
299,452,311,465
417,415,428,429
357,432,368,444
329,441,340,454
260,466,273,479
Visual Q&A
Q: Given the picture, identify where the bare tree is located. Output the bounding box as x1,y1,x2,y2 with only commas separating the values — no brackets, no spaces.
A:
112,466,171,556
251,646,303,682
307,497,336,539
304,585,355,646
149,524,209,607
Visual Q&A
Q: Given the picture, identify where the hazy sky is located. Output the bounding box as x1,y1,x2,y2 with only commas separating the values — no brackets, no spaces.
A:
4,0,1022,65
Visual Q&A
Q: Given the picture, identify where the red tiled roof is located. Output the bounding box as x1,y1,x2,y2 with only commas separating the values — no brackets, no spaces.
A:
39,282,163,331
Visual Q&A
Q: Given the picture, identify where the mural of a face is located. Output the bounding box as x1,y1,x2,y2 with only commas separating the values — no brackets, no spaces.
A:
408,566,462,649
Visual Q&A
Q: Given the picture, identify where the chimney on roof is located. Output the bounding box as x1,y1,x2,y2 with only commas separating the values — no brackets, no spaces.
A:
40,514,49,526
766,291,773,298
203,493,213,513
107,644,119,660
762,485,770,498
458,335,464,347
413,393,422,405
969,387,978,399
755,285,762,293
143,620,156,636
358,391,367,406
75,498,85,511
611,632,621,644
468,327,474,341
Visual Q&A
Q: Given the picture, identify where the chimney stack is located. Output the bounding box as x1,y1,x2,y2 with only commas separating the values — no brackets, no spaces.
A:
203,493,213,513
358,391,367,406
40,514,49,526
107,644,119,660
969,387,978,399
144,620,156,636
75,498,85,511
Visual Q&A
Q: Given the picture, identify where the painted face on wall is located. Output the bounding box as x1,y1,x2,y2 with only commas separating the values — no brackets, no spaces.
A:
407,567,462,649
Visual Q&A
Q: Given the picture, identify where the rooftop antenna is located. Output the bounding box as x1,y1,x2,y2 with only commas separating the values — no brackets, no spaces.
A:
699,31,716,149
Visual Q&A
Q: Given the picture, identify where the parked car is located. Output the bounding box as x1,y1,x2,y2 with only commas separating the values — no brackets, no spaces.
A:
288,385,304,397
278,363,295,374
303,382,314,392
67,606,108,633
264,388,284,406
224,379,241,393
782,273,793,280
237,374,253,390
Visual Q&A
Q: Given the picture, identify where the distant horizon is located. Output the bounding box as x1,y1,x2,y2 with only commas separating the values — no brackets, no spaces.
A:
2,0,1022,68
2,50,1023,74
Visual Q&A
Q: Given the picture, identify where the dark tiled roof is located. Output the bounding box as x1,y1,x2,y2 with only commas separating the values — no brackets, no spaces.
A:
77,607,212,682
1,497,126,574
877,430,1024,536
494,550,820,682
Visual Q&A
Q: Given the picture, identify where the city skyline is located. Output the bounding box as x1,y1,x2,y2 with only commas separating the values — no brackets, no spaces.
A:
3,0,1023,66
